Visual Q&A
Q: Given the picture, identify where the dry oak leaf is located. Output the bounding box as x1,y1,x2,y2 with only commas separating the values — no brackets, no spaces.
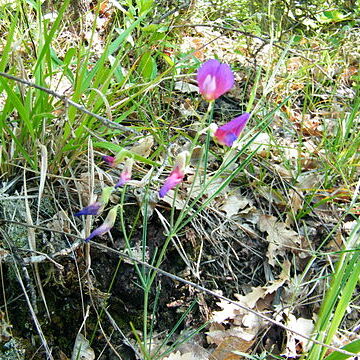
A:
220,192,251,218
207,322,260,343
130,135,154,158
212,261,290,324
71,333,95,360
258,215,301,266
209,262,290,343
211,336,255,360
211,300,241,325
280,313,314,358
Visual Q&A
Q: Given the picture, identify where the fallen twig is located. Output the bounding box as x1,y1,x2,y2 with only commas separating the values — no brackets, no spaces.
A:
0,72,140,134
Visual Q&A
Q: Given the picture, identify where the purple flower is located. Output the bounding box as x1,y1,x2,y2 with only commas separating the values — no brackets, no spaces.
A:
75,202,102,216
85,205,119,242
75,187,114,217
102,155,116,167
159,166,185,198
214,113,250,147
115,173,131,188
85,223,112,242
197,59,234,101
115,158,133,188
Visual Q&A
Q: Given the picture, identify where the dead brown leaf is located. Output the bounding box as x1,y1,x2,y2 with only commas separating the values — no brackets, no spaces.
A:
211,336,255,360
220,192,251,218
130,136,154,158
258,215,301,266
280,312,314,358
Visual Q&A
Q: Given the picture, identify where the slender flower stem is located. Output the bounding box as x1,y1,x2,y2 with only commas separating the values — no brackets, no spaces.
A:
201,102,215,183
189,101,214,155
118,189,147,287
149,102,215,289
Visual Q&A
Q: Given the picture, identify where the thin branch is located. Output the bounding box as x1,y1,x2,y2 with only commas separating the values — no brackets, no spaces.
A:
0,218,358,357
172,23,333,80
0,72,140,134
152,0,191,24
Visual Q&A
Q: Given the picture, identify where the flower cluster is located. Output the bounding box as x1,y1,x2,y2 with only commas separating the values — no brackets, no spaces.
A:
198,59,249,147
77,59,250,242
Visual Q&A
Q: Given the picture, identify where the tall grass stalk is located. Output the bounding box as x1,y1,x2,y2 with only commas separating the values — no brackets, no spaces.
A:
306,218,360,360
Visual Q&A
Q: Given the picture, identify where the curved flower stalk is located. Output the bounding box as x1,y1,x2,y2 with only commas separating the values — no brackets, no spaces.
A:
197,59,234,101
213,113,250,147
85,205,120,242
115,158,134,188
159,151,189,199
102,137,154,168
75,186,114,216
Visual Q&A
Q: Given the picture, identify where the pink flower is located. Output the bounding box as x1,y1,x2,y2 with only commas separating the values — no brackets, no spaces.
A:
159,151,188,198
102,150,127,167
85,205,119,242
159,166,185,198
115,158,133,188
197,59,234,101
214,113,250,147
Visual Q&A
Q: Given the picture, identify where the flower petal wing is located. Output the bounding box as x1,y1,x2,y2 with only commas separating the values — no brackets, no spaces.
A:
84,205,120,242
214,113,250,147
213,63,234,99
75,202,102,216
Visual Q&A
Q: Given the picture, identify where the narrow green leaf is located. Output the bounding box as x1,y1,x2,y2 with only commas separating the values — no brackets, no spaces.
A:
0,78,34,138
323,339,360,360
34,0,72,72
138,52,157,81
0,13,17,72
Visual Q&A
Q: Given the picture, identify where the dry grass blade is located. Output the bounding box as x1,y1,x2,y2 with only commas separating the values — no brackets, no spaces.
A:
14,263,54,359
85,138,95,272
0,228,53,359
37,144,48,224
23,169,51,319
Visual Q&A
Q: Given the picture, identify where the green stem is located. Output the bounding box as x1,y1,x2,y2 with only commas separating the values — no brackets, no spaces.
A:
201,102,215,183
147,101,215,288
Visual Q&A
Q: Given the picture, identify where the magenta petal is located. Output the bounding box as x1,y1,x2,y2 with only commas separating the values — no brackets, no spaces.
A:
85,223,111,242
102,155,116,166
159,166,185,198
75,202,102,216
197,59,234,101
214,113,250,147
